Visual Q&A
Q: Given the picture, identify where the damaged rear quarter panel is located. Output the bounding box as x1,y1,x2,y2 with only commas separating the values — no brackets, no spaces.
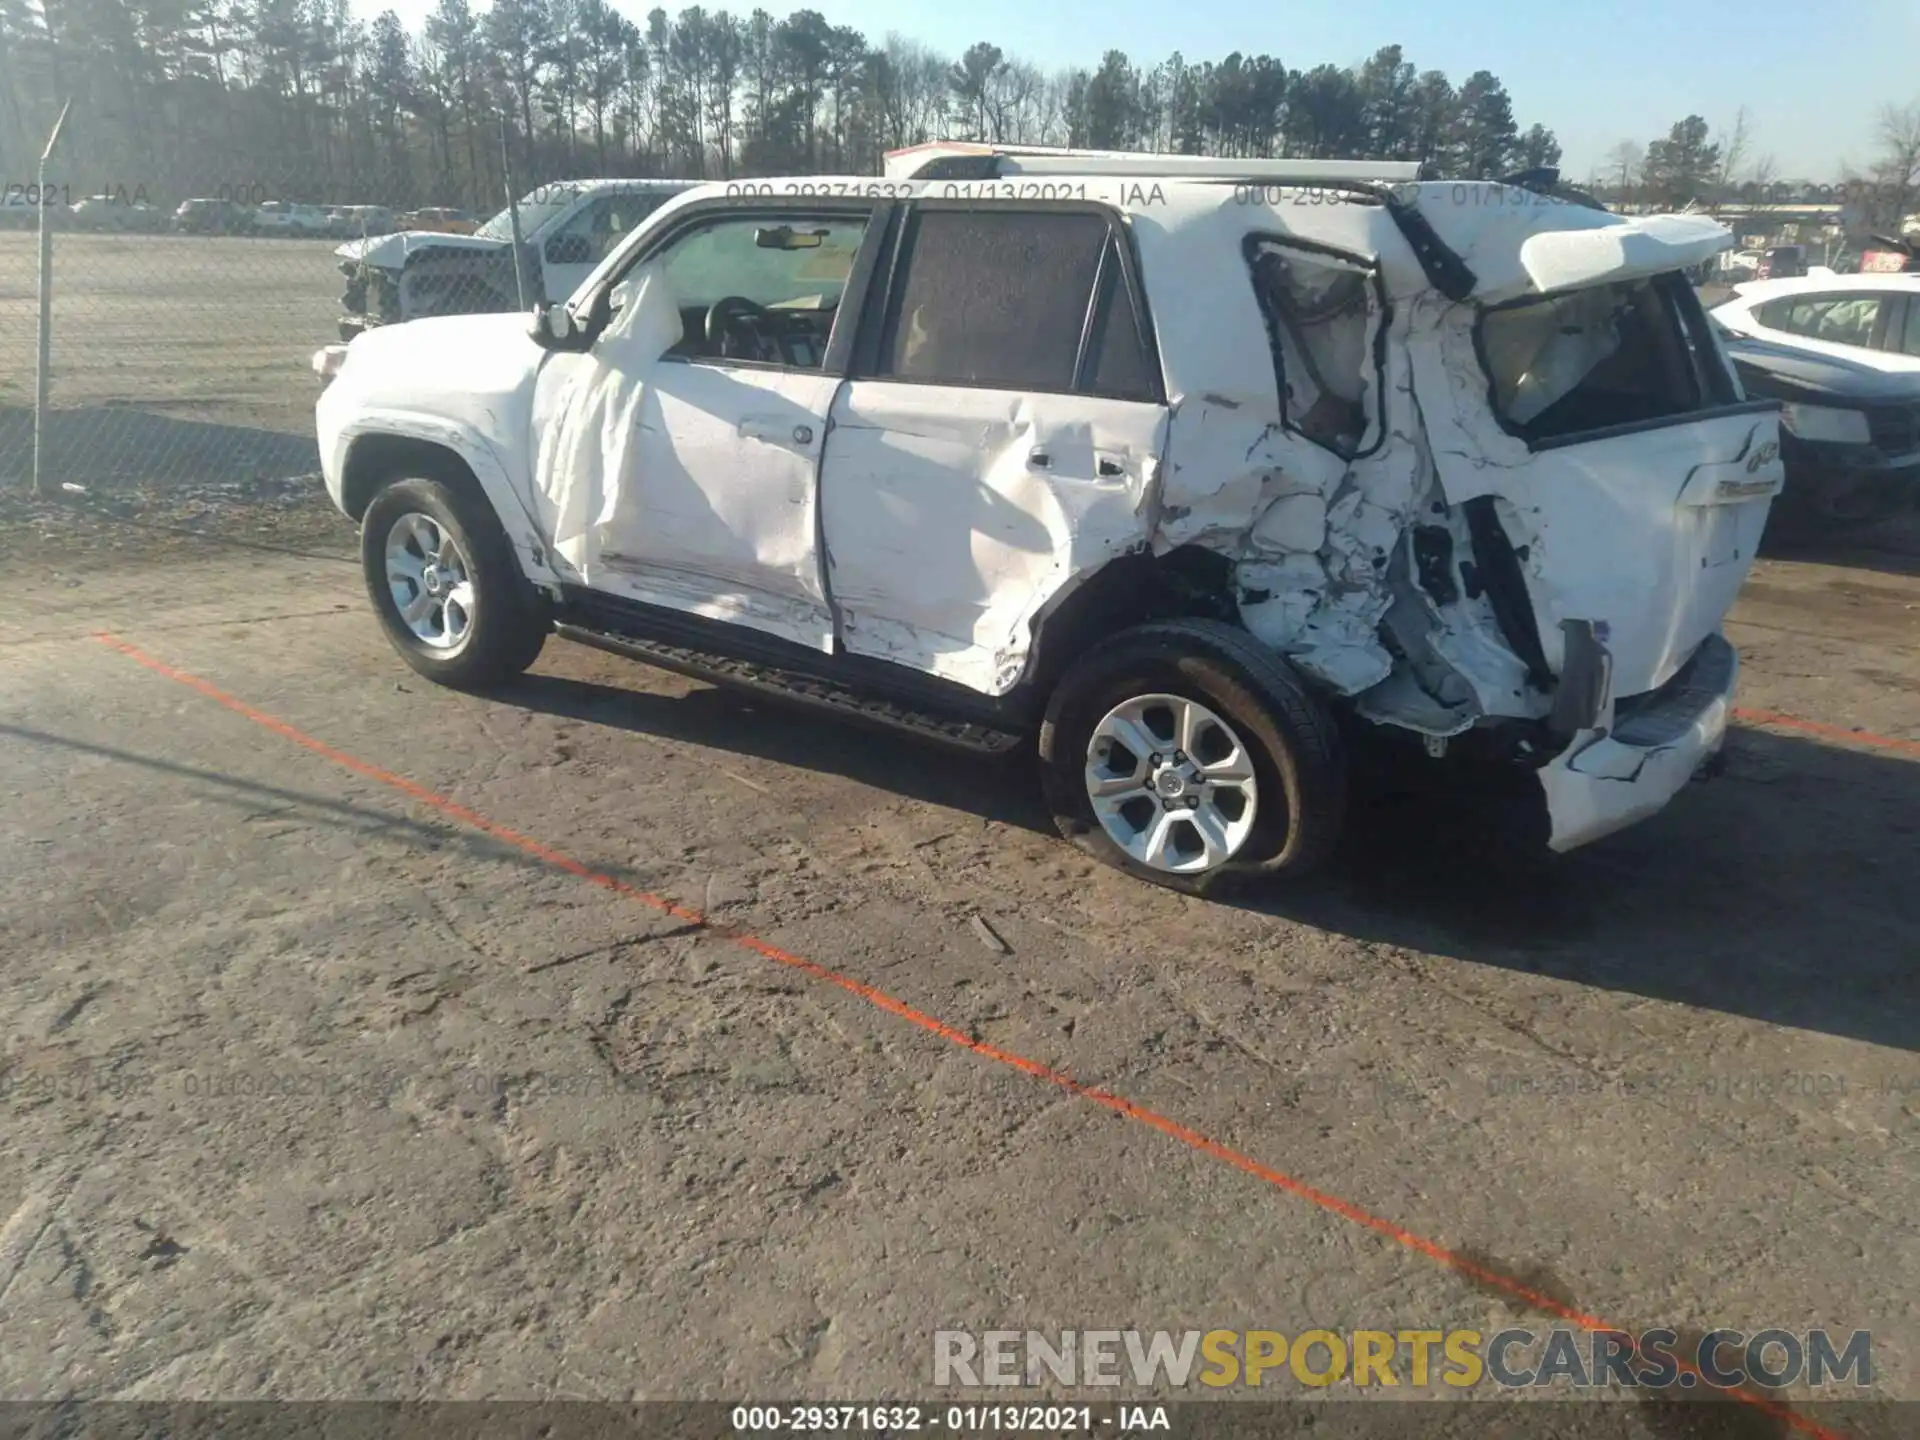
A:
1132,197,1526,714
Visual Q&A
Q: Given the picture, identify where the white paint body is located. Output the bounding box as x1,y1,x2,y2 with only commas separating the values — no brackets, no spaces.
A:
318,172,1782,853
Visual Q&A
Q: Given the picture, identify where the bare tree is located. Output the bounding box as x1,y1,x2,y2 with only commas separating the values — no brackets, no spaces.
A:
1604,138,1640,202
1871,99,1920,229
1713,104,1751,201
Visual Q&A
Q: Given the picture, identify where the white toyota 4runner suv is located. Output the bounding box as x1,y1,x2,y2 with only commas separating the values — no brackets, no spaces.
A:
314,143,1784,894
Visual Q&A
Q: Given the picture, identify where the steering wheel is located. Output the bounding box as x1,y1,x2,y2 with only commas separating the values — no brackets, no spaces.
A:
705,295,780,362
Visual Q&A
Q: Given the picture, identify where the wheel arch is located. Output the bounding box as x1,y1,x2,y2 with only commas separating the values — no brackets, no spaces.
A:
338,423,560,587
1019,544,1243,701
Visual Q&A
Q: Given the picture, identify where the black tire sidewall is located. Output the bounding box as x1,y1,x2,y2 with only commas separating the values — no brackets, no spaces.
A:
360,475,543,687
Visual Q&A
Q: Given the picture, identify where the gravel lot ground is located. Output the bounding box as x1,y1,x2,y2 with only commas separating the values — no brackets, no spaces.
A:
0,488,1915,1435
0,241,1913,1435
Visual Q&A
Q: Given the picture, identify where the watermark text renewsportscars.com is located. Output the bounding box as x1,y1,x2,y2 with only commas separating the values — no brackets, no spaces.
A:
933,1328,1873,1391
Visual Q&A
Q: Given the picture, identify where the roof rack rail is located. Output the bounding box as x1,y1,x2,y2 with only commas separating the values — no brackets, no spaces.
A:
882,142,1425,186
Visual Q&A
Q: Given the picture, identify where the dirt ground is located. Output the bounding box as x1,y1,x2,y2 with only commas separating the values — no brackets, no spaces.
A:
0,487,1914,1435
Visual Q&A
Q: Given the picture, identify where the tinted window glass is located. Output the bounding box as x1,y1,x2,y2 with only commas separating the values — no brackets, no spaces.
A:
1084,253,1157,401
1901,299,1920,357
876,210,1108,389
1481,278,1703,441
1761,294,1884,349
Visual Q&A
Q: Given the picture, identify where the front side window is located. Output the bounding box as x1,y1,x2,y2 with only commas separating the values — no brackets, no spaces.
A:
1246,241,1381,458
1900,298,1920,358
647,213,868,370
1480,277,1708,442
873,209,1111,391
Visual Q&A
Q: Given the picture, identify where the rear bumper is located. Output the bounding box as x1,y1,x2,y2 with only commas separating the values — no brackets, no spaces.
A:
1537,634,1737,852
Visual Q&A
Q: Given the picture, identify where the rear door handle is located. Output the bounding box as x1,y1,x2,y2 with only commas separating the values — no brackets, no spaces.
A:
1028,448,1052,470
1097,456,1125,478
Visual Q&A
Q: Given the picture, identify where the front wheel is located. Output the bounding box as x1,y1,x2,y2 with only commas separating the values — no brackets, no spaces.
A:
360,473,550,690
1038,620,1346,896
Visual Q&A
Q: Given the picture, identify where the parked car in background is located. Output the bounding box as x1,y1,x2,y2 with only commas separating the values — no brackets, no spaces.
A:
314,147,1780,890
400,207,479,235
174,198,254,235
1711,273,1920,539
1720,249,1763,283
67,195,167,232
253,201,333,236
329,205,399,237
334,178,698,337
1756,243,1808,280
1857,235,1919,274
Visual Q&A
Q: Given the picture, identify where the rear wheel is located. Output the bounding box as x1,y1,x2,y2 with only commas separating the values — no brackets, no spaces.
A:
360,473,549,689
1038,620,1346,895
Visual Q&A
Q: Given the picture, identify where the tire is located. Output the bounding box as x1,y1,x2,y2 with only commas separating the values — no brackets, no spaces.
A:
360,471,550,690
1038,619,1346,896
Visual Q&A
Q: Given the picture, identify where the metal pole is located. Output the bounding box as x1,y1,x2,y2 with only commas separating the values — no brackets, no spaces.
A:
499,109,529,312
31,99,71,499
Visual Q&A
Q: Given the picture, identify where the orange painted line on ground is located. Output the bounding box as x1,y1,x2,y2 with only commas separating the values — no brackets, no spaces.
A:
96,632,1846,1438
1734,706,1920,759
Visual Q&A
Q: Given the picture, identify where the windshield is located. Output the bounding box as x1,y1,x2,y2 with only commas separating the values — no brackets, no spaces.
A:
474,187,581,241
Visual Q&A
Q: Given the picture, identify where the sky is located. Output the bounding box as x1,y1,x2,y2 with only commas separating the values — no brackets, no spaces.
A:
370,0,1920,182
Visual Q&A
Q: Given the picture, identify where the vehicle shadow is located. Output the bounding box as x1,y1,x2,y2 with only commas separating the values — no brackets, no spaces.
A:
1760,515,1920,578
0,404,320,485
1263,725,1920,1053
502,667,1919,1052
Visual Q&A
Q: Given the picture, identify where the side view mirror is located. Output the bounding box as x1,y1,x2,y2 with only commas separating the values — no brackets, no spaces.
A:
527,301,574,348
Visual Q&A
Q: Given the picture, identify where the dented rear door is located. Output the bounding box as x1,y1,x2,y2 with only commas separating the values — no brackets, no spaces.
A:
819,203,1167,695
1406,273,1784,698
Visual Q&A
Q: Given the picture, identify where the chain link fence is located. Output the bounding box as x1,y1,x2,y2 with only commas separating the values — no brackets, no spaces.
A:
0,111,691,533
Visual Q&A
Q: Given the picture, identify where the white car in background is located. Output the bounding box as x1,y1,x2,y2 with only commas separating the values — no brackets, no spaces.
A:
253,201,333,236
1710,273,1920,536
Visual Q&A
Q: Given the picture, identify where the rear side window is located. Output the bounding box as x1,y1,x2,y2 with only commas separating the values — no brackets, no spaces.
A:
1480,277,1711,443
1082,254,1157,402
1756,293,1884,350
1901,298,1920,357
1246,240,1381,458
874,210,1109,390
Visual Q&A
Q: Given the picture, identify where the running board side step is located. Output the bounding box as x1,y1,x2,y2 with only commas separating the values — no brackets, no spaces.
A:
553,623,1030,757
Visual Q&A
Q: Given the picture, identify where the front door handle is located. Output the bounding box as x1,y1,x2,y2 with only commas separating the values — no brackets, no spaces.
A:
1028,448,1052,470
1097,456,1125,478
739,415,814,449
